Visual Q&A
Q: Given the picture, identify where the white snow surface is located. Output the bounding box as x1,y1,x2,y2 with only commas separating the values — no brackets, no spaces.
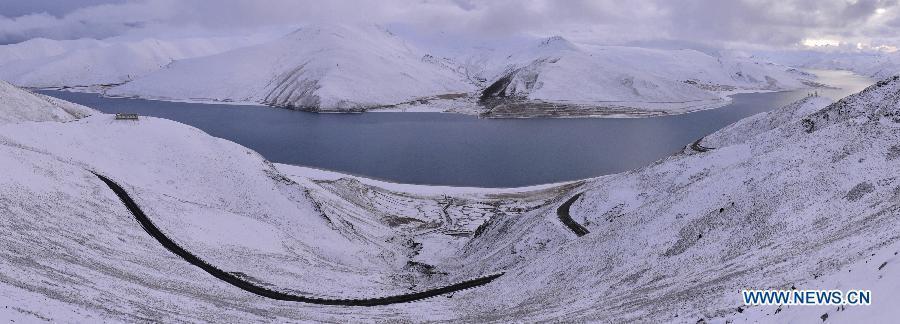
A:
3,73,900,322
108,24,475,110
111,30,820,114
456,75,900,322
464,38,820,115
0,35,274,88
754,50,900,80
0,25,824,116
0,80,94,123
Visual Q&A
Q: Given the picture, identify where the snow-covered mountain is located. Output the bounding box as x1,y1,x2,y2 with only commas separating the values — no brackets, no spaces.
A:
754,50,900,80
108,24,475,111
0,24,829,117
107,30,822,116
468,37,821,117
3,53,900,322
0,38,105,66
0,35,272,89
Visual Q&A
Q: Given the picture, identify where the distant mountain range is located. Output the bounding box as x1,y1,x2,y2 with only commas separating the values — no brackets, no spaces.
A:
3,51,900,322
0,35,274,89
0,24,826,117
753,49,900,80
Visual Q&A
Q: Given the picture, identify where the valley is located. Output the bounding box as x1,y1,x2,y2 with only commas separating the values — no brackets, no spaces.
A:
3,4,900,322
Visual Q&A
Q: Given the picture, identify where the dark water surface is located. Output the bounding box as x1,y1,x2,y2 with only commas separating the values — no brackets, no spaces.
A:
40,70,872,187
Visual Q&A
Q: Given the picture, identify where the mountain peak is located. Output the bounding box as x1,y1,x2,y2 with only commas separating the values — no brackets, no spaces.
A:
537,35,576,50
283,24,394,42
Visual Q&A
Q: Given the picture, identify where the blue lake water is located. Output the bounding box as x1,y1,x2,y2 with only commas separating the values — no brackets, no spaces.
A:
40,70,873,187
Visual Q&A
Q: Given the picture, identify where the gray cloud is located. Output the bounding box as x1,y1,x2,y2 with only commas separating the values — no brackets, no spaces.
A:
1,0,898,50
0,0,127,17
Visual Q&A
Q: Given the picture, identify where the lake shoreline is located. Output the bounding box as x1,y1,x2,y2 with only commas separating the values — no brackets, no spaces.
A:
32,77,826,119
37,69,873,188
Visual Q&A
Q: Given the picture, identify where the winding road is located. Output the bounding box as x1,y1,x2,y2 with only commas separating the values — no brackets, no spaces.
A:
556,193,590,237
690,137,714,153
93,172,503,306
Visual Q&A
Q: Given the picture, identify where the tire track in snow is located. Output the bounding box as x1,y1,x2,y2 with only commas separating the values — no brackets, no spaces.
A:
92,172,503,306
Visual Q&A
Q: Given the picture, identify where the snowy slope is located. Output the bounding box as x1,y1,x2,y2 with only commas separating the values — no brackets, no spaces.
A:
754,50,900,80
0,38,105,66
0,85,530,321
0,113,439,297
0,80,94,123
4,68,900,321
441,75,900,321
473,37,821,117
480,38,720,104
0,28,826,117
701,95,833,148
0,36,271,89
109,24,474,111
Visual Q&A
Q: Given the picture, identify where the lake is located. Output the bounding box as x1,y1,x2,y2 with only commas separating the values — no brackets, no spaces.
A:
40,70,873,187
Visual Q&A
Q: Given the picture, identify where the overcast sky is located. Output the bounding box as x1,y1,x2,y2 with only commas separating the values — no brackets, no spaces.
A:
1,0,899,51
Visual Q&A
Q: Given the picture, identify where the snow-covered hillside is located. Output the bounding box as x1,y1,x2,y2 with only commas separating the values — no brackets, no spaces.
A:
470,37,822,117
0,83,560,321
445,76,900,321
0,35,272,89
108,31,823,116
0,80,94,123
0,24,829,117
108,24,474,111
0,38,105,66
754,50,900,80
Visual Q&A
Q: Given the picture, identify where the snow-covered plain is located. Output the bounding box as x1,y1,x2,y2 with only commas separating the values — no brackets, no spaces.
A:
3,69,900,322
0,24,825,117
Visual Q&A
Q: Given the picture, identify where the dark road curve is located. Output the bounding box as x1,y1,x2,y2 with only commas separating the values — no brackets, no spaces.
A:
92,172,503,306
556,193,590,237
690,138,714,153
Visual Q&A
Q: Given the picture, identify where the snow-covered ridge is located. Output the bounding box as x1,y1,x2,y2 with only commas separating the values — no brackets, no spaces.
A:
0,38,105,66
754,50,900,80
473,38,822,117
107,24,474,111
0,26,824,117
107,31,820,116
701,95,833,148
0,80,94,123
0,35,275,89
